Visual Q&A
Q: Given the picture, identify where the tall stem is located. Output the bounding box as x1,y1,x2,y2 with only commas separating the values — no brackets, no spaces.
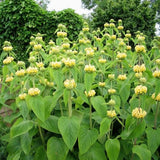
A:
59,98,63,116
68,90,72,117
89,99,92,129
38,125,45,147
154,102,159,129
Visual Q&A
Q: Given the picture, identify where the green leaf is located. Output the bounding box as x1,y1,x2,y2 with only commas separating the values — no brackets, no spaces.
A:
155,79,160,97
20,132,32,155
79,142,107,160
58,116,81,150
84,72,96,92
91,96,107,118
53,69,64,89
4,112,21,123
7,150,21,160
63,88,70,107
100,117,112,136
146,127,160,154
38,115,60,134
132,144,151,160
105,138,120,160
78,126,98,155
26,96,47,122
10,120,33,138
47,137,69,160
34,146,48,160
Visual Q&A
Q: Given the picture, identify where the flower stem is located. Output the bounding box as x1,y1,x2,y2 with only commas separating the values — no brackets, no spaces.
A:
59,98,63,116
89,99,92,129
38,125,45,147
154,102,159,129
68,90,72,117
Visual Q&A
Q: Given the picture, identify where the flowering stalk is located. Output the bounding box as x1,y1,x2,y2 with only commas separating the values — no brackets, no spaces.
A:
68,90,72,117
89,99,92,129
154,101,159,129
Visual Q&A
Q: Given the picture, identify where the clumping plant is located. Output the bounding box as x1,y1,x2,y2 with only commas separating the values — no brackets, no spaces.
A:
0,20,160,160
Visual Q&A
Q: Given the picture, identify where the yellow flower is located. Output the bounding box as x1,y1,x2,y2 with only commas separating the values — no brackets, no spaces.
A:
153,70,160,78
85,90,96,97
19,93,27,100
26,67,38,75
62,43,70,49
117,26,124,30
17,61,25,66
64,79,76,89
117,53,127,60
15,69,26,77
107,110,116,118
134,85,147,95
99,82,105,87
108,99,116,106
28,88,40,96
29,56,36,63
126,45,131,50
3,46,13,52
84,64,96,73
5,76,13,83
118,74,127,81
33,44,42,51
135,45,146,53
50,61,61,69
64,59,76,67
99,58,106,64
104,23,109,28
108,88,116,94
152,93,160,101
85,48,94,57
57,31,67,38
135,72,143,78
110,23,115,28
140,77,146,83
125,34,131,38
132,107,147,119
3,56,14,65
133,64,146,73
30,41,36,46
46,81,54,87
110,35,116,40
108,74,115,80
36,62,44,68
35,36,43,41
82,28,89,32
156,59,160,65
49,47,60,54
119,41,125,47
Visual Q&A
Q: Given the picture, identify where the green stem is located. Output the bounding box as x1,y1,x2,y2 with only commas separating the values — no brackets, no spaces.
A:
116,117,125,128
38,125,45,147
154,102,159,129
89,99,92,129
68,90,72,117
59,98,63,116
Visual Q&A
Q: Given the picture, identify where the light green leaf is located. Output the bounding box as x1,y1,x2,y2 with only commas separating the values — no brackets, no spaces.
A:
10,120,33,138
58,116,81,150
63,88,70,107
132,144,151,160
47,137,69,160
78,126,98,155
91,96,107,118
53,69,64,89
105,138,120,160
34,146,47,160
100,117,112,136
155,79,160,96
146,127,160,154
79,142,107,160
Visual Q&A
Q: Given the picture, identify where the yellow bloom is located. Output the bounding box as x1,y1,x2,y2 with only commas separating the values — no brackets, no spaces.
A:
110,35,116,40
126,45,131,50
108,74,115,80
132,107,147,119
26,67,38,75
50,61,61,69
17,61,25,66
64,59,76,67
85,48,94,57
57,31,67,38
135,72,143,78
125,34,131,38
62,43,70,49
49,47,60,54
134,85,147,95
28,88,40,96
108,99,116,106
117,26,124,30
3,46,13,52
99,82,105,87
33,44,42,51
117,53,127,60
135,45,146,53
5,76,13,83
3,56,14,65
15,69,26,77
153,70,160,78
104,23,109,28
46,81,54,87
29,56,36,63
119,41,125,47
36,62,44,68
107,110,116,118
84,64,96,73
139,77,146,83
151,93,160,101
82,28,89,32
110,23,115,28
133,64,146,73
64,79,76,89
19,93,27,100
85,90,96,97
118,74,127,81
156,59,160,65
99,58,106,64
108,88,116,94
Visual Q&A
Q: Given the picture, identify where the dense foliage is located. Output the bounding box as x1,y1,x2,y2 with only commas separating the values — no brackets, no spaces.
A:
0,0,83,62
0,20,160,159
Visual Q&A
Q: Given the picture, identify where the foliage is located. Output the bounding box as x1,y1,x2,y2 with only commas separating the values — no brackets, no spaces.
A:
1,20,160,159
35,0,50,10
0,0,83,62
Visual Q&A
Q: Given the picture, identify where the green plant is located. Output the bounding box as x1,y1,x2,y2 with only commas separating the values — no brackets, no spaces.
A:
0,20,160,160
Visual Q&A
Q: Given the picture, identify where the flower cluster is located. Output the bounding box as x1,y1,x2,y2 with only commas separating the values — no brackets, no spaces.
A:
108,99,116,106
84,64,96,73
63,58,76,67
85,90,96,97
135,45,146,53
85,48,94,57
33,44,42,51
36,62,44,68
5,76,13,83
107,110,117,118
17,61,25,67
27,67,38,75
99,82,105,87
118,74,127,81
132,107,147,119
134,85,147,95
99,58,106,64
19,93,27,100
133,64,146,73
50,61,61,69
117,53,127,60
152,93,160,101
3,46,13,52
108,88,116,94
62,43,70,49
64,79,76,89
153,70,160,78
15,69,26,77
108,74,115,80
3,56,14,65
57,31,67,38
28,88,40,96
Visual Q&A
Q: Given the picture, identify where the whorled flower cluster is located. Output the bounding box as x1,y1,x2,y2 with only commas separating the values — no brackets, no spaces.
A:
118,74,127,81
15,69,26,77
135,45,146,53
19,93,27,100
132,107,147,119
84,64,96,73
28,88,40,96
134,85,147,95
26,67,38,75
133,64,146,73
64,79,76,89
152,93,160,101
50,61,61,69
153,70,160,78
85,90,96,97
3,56,14,65
107,110,117,118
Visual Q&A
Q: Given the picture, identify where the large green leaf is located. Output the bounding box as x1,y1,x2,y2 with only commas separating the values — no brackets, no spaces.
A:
10,120,33,138
91,96,107,118
132,144,151,160
34,146,48,160
38,115,60,134
84,72,96,92
20,132,32,155
26,96,47,122
47,137,69,160
155,79,160,96
58,116,81,150
63,88,70,107
146,127,160,154
105,138,120,160
78,126,98,155
53,69,64,89
79,142,107,160
100,117,112,136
